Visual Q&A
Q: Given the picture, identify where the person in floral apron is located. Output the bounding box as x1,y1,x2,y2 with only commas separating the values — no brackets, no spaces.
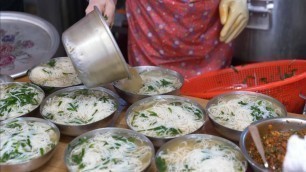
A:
86,0,249,79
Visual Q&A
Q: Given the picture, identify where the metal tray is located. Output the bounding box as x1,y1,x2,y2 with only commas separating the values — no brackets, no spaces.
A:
0,11,59,78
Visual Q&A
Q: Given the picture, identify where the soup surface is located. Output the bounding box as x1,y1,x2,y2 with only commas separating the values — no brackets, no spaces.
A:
208,95,283,131
29,57,81,87
0,119,58,164
0,83,44,121
156,137,247,172
118,70,182,95
67,132,153,171
41,89,117,125
128,100,204,138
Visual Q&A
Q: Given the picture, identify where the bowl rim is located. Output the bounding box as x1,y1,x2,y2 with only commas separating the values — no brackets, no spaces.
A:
64,127,155,171
113,65,184,96
125,95,207,140
27,56,82,89
155,133,248,171
205,91,288,132
0,117,60,165
0,82,45,121
239,117,306,171
39,85,119,127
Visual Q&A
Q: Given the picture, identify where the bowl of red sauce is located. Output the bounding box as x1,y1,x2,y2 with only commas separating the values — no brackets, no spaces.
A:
239,117,306,172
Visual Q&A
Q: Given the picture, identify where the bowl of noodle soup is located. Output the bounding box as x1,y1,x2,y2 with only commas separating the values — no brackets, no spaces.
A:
65,128,154,172
40,86,119,136
205,91,287,141
113,66,184,104
126,95,206,147
28,57,82,94
155,134,247,172
0,117,60,172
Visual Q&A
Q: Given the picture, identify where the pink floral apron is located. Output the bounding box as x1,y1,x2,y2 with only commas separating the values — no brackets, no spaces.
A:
125,0,233,79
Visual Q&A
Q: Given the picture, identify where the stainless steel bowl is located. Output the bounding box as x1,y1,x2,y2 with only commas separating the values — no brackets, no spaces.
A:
205,91,287,141
62,6,129,88
113,66,184,104
0,82,45,121
39,85,119,136
27,57,82,95
239,117,306,172
155,134,248,171
0,117,60,172
126,95,207,147
64,127,155,171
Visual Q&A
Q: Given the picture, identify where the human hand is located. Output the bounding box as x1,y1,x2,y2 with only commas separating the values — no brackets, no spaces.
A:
85,0,117,26
219,0,249,43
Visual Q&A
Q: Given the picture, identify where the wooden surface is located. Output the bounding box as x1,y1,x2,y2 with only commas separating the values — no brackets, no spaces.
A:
14,76,305,172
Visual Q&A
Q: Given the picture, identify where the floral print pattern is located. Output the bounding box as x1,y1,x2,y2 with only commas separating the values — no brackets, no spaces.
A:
126,0,233,79
0,29,34,68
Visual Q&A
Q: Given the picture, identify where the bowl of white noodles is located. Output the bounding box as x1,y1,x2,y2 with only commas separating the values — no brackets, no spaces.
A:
205,91,287,141
28,57,82,94
113,66,184,104
155,134,248,172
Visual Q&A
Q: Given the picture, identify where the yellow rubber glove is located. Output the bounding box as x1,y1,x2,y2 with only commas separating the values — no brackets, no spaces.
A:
219,0,249,43
85,0,117,26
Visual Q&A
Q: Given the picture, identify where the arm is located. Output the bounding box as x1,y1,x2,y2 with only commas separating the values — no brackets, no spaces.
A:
85,0,117,26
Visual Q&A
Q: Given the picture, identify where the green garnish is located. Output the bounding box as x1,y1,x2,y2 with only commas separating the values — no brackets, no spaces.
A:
45,113,54,120
72,148,85,169
194,109,203,120
0,150,22,163
67,103,78,112
42,69,51,74
250,105,263,120
160,79,172,87
238,101,247,105
62,72,73,75
6,121,21,128
47,59,56,67
148,110,158,117
0,85,40,117
266,106,274,112
127,137,136,143
147,85,155,91
141,125,182,136
112,135,127,143
40,148,44,155
156,157,167,172
99,96,109,103
140,113,148,118
92,109,98,116
168,107,172,113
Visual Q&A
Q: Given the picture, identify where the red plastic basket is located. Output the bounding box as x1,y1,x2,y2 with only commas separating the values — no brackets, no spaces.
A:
181,60,306,113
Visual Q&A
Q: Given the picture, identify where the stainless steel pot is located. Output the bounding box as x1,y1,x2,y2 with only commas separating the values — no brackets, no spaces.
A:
62,6,129,88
